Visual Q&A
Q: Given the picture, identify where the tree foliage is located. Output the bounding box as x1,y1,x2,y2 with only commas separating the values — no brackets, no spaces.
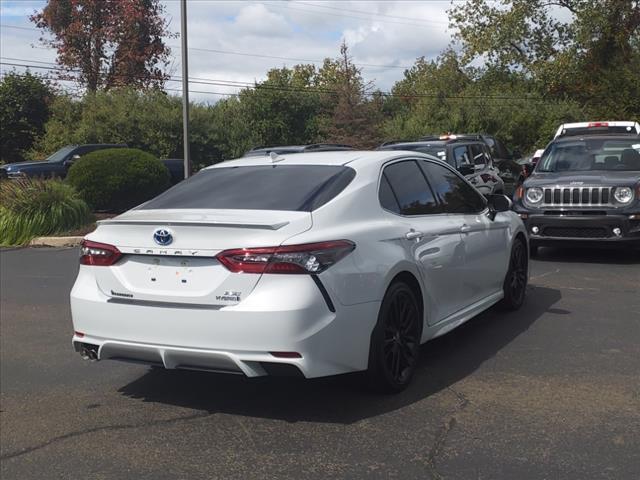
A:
317,41,382,148
0,71,54,163
449,0,640,117
0,177,92,245
30,0,174,92
66,148,170,211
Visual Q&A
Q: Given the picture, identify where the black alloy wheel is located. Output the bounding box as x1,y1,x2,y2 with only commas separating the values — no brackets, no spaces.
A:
500,238,528,310
367,282,422,392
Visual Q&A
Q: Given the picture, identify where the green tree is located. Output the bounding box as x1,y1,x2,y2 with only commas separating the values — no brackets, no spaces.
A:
317,41,382,148
31,0,174,92
0,72,54,163
32,88,224,168
449,0,640,117
238,65,325,149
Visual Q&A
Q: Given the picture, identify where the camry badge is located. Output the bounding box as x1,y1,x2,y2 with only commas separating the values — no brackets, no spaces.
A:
153,228,173,246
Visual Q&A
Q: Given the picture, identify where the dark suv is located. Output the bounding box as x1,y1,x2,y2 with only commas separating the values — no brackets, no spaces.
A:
513,134,640,254
1,144,127,179
377,137,505,195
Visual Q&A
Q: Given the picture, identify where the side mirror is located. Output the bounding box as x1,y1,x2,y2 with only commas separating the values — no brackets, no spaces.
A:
486,194,512,220
63,154,81,167
458,164,474,176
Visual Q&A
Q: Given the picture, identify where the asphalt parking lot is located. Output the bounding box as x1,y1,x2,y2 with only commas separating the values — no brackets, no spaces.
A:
1,247,639,479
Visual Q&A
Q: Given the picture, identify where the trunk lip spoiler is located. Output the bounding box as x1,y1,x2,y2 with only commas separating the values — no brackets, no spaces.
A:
96,219,290,230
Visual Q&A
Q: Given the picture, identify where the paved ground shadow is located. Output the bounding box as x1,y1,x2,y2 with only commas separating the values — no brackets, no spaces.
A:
118,285,561,424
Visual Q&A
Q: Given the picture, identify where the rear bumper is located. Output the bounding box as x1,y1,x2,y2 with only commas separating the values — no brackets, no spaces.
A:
521,213,640,246
70,269,380,378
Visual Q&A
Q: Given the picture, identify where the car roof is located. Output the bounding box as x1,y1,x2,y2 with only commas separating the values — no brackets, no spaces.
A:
552,134,640,144
79,143,127,147
554,121,640,138
206,150,438,169
378,141,449,149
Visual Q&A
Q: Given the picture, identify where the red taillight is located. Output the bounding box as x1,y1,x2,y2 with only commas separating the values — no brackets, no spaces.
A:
74,331,85,338
588,122,609,128
80,240,122,266
270,351,302,358
216,240,355,275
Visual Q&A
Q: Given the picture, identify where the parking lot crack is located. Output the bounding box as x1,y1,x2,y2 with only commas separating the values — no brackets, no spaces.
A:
0,411,211,461
424,387,470,480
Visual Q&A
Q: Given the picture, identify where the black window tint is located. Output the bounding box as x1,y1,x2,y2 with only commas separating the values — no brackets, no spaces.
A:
420,162,486,214
383,160,438,215
494,139,510,159
140,165,355,212
379,174,400,214
470,144,486,167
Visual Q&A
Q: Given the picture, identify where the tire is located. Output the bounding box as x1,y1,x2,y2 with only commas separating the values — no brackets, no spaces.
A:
500,238,528,311
366,281,422,393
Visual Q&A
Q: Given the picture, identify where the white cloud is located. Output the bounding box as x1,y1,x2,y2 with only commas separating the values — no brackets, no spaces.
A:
1,0,459,102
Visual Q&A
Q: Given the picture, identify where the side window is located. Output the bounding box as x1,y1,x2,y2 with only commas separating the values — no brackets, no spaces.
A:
382,160,439,215
378,174,400,214
453,146,470,168
482,144,494,164
470,144,487,168
494,139,510,159
484,137,498,157
420,161,486,214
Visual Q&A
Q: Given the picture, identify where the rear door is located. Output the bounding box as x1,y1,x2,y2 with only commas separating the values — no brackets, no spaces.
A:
380,159,465,323
421,161,509,305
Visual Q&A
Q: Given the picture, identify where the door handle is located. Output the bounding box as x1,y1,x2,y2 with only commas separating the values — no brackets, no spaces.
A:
460,224,471,233
405,230,424,240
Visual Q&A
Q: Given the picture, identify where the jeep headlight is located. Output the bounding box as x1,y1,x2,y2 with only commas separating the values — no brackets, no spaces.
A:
526,187,544,204
613,187,633,204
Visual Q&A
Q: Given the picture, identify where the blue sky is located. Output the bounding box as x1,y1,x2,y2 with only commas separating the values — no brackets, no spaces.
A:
0,0,455,102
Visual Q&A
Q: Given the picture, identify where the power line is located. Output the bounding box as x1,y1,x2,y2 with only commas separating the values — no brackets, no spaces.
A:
267,1,446,29
0,71,238,97
178,45,412,70
0,23,413,71
291,1,448,25
1,59,557,103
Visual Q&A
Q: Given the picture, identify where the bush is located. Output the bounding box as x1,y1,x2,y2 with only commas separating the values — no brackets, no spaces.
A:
0,71,54,163
66,148,170,212
0,178,93,246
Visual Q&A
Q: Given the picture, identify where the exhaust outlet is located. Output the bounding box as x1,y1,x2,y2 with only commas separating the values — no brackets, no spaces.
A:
78,343,99,361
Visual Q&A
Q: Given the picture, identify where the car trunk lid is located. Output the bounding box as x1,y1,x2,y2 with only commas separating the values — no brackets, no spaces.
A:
86,209,312,306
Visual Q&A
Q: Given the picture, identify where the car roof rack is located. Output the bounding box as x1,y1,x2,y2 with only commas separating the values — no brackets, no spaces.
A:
303,143,354,150
379,140,415,147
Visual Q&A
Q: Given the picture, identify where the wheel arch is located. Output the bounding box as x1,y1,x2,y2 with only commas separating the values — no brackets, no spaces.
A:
384,269,426,333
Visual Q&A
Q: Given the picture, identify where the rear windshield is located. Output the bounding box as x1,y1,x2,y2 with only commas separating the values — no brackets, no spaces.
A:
537,138,640,172
139,165,356,212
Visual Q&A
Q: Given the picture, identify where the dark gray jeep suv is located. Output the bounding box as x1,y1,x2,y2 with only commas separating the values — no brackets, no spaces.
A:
513,134,640,254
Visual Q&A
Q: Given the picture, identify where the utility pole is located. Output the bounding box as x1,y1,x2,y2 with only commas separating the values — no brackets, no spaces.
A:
180,0,191,179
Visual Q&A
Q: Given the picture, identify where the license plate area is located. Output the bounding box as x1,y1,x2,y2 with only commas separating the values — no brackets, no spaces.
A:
124,255,218,293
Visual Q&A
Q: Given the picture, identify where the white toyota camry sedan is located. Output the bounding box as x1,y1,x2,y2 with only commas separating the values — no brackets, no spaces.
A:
71,150,528,392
